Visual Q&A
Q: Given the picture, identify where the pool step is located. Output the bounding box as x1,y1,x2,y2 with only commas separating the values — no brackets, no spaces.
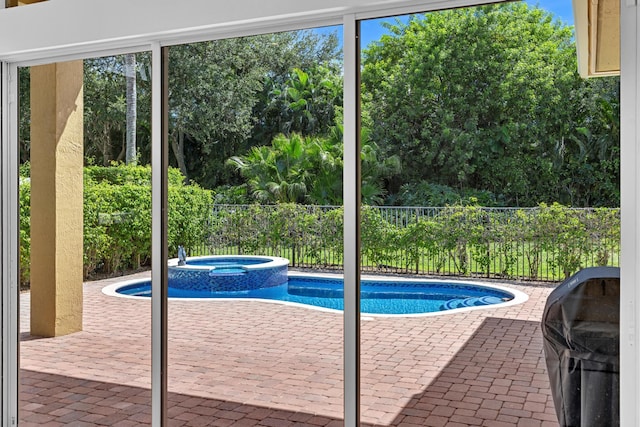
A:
442,296,505,310
208,266,248,276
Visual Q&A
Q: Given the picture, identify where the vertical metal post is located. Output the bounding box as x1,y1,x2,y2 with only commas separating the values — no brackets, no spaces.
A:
151,42,168,427
620,0,640,425
343,14,361,427
1,58,6,426
2,61,19,426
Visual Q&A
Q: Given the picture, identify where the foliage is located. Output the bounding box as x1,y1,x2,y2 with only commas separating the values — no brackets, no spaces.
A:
228,128,400,205
360,206,399,268
22,10,621,208
212,184,251,205
388,181,502,207
553,78,620,206
19,171,30,286
397,216,440,273
361,3,619,207
228,134,313,203
84,176,152,274
526,203,594,279
253,65,343,142
203,203,620,281
18,67,30,164
167,31,340,188
75,30,339,188
84,54,152,166
208,203,343,267
19,164,212,284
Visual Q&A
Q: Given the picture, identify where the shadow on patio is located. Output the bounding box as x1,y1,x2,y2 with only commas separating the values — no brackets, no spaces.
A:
20,314,559,426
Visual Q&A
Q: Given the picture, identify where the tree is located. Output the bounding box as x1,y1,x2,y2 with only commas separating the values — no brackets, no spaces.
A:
18,67,30,163
167,30,340,188
125,53,137,165
554,77,620,206
227,133,312,203
80,29,339,182
361,3,619,207
228,127,400,205
252,65,342,144
83,54,151,166
84,56,126,165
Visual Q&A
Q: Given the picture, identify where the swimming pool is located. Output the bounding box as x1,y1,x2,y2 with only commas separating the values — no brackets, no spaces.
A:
104,274,528,316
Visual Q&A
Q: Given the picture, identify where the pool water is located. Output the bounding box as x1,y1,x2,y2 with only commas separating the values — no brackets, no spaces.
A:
115,276,516,315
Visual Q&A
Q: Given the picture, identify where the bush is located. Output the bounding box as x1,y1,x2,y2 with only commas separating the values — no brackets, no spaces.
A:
19,176,30,286
390,181,502,207
18,165,619,284
203,203,619,281
20,163,212,284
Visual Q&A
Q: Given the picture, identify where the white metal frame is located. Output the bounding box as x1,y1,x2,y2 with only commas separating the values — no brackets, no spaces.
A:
1,60,19,427
0,0,495,62
619,1,639,425
0,0,636,425
343,15,361,426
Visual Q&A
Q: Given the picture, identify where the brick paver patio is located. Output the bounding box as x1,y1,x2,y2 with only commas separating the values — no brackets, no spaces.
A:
19,272,560,426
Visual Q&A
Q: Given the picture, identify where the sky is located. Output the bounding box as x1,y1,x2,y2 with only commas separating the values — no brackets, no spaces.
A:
316,1,575,49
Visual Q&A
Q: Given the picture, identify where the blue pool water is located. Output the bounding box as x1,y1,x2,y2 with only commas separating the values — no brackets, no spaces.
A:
115,276,515,315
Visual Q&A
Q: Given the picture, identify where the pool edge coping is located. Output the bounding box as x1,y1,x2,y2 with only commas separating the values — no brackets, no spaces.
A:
101,271,529,318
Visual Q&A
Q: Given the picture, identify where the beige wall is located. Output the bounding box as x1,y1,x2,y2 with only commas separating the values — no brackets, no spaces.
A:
29,61,84,337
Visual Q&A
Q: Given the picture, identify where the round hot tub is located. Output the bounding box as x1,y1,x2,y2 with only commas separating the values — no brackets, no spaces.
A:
168,255,289,292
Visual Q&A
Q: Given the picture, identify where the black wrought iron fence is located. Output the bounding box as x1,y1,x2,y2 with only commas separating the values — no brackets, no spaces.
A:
195,203,620,282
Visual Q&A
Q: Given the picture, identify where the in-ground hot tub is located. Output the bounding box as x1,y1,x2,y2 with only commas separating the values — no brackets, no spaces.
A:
168,255,289,292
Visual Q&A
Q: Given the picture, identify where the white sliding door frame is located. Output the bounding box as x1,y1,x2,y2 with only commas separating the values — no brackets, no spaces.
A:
343,14,361,427
1,60,19,427
0,0,636,426
620,0,640,425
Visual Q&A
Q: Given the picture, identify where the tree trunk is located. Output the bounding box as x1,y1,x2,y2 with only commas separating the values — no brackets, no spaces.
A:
125,53,137,165
170,129,189,183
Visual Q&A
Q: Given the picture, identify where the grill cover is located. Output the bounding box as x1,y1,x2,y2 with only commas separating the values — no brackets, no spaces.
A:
541,266,620,427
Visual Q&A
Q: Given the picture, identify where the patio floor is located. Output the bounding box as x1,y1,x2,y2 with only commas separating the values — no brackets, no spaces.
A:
19,272,560,426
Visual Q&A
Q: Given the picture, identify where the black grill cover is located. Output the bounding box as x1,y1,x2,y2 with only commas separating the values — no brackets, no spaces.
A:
541,266,620,427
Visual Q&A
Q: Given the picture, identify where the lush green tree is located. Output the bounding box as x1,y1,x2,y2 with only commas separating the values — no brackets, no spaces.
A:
167,30,340,188
83,54,152,166
252,65,342,143
125,53,138,165
78,29,339,184
227,133,312,203
18,67,30,164
553,77,620,206
362,3,619,207
228,126,399,205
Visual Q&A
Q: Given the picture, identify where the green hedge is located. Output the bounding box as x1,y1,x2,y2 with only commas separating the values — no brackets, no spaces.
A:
20,164,212,284
207,203,620,281
19,164,620,285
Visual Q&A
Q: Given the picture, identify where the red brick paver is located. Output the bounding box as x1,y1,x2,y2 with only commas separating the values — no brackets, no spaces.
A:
19,272,559,426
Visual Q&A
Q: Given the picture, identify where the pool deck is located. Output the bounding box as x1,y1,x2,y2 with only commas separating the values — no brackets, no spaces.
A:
19,271,560,426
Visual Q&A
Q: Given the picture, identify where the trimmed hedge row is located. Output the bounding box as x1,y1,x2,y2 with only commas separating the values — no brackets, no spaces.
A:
19,164,620,284
206,203,620,281
20,164,212,284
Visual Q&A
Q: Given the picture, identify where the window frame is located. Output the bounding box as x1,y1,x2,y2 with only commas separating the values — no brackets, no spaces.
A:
0,1,635,425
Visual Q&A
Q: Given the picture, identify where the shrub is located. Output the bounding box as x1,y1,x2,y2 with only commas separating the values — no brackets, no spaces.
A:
20,163,212,284
19,177,31,287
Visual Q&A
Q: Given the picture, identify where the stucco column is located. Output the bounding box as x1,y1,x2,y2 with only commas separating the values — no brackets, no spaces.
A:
30,61,84,337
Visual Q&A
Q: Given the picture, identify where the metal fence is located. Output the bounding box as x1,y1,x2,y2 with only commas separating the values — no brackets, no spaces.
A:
193,204,620,282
